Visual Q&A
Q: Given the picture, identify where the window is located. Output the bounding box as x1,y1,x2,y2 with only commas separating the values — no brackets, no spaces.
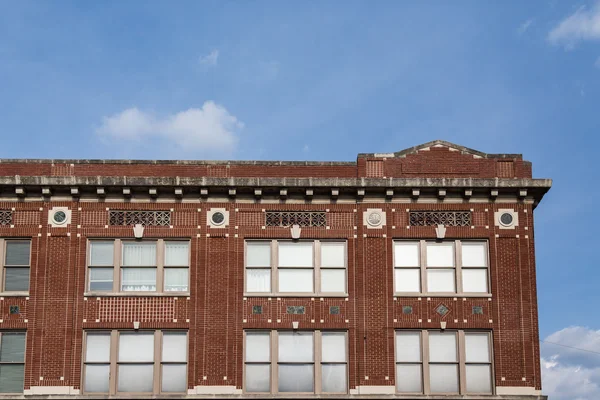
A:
0,332,25,393
244,330,347,394
395,330,493,395
0,240,30,292
245,241,347,296
394,240,489,295
87,240,190,294
83,330,187,395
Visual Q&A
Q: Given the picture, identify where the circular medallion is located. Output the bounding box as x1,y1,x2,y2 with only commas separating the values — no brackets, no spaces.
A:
367,211,383,227
500,212,514,226
53,210,67,225
211,211,225,226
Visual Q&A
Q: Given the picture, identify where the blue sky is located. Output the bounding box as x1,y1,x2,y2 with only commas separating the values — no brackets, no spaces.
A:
1,1,600,398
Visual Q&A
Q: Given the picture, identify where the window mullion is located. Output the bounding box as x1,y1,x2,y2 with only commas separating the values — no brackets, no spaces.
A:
458,330,466,394
157,240,164,293
153,330,161,394
422,330,430,395
113,240,121,293
0,239,5,292
456,240,463,294
271,241,277,296
315,330,322,394
110,330,118,395
315,241,321,295
271,330,278,394
420,241,427,294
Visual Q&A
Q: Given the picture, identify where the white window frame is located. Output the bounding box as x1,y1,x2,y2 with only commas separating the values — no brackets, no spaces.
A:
243,330,348,395
0,239,31,294
394,330,494,395
0,331,26,394
82,330,188,395
86,239,190,294
393,240,490,296
244,240,347,296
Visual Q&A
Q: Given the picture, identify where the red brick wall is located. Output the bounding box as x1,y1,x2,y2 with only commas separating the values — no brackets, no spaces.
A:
0,198,542,393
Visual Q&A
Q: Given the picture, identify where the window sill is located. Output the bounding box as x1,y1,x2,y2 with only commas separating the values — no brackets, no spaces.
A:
84,292,190,298
394,293,492,298
244,293,349,298
0,292,29,297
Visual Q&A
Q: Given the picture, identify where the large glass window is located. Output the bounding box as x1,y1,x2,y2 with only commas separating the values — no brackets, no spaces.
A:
87,240,189,294
394,241,489,295
244,330,347,394
0,332,25,393
395,330,493,395
2,240,30,292
83,330,187,395
245,241,347,296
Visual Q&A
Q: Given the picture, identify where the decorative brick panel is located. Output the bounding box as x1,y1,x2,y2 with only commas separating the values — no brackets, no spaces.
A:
497,161,515,178
366,160,384,177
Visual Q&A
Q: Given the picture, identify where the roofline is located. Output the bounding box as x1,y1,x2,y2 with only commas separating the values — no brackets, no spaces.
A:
0,158,356,166
358,139,523,159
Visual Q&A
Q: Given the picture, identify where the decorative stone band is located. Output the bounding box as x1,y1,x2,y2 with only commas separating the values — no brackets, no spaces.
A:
0,176,552,205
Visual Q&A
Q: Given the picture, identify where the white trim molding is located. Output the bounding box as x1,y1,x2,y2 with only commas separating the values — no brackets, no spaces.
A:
355,385,396,394
188,385,243,395
24,386,81,395
496,386,542,396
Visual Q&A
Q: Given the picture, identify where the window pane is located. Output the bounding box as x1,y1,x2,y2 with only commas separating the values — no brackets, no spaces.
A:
466,365,492,393
429,332,457,362
462,269,488,293
396,364,422,393
278,332,313,362
4,268,29,291
121,268,156,291
118,365,153,392
429,364,459,393
394,242,419,267
322,332,346,362
162,364,187,392
322,364,346,393
462,243,486,267
395,269,420,292
426,243,454,267
246,269,271,293
84,365,109,393
279,269,313,293
395,332,421,362
5,242,30,265
119,333,154,362
320,269,345,293
245,364,270,392
164,268,189,292
278,242,313,267
465,333,491,363
427,269,455,293
85,333,110,362
162,332,187,362
165,241,189,266
321,242,345,267
247,243,271,267
0,364,24,393
0,333,25,362
89,242,113,266
278,364,313,392
122,242,156,266
246,332,270,362
89,268,113,292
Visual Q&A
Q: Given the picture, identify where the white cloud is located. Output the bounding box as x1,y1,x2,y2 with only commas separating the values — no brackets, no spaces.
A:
199,50,219,66
541,326,600,400
96,101,243,154
548,3,600,48
518,18,534,35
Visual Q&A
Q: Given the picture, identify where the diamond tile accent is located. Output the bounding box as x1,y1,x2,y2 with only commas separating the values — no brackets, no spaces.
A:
402,306,413,315
435,304,449,316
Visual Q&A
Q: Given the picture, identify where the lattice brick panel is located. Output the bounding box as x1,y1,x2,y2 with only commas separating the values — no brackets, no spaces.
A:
366,160,384,177
265,211,326,227
0,211,12,226
409,211,471,226
109,211,171,226
97,298,177,322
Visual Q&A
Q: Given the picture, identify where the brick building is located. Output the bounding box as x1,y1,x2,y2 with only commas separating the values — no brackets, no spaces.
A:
0,140,550,398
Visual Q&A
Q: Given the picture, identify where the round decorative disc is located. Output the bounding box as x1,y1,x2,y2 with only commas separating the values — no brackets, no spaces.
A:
500,212,513,226
212,211,225,225
53,210,67,224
